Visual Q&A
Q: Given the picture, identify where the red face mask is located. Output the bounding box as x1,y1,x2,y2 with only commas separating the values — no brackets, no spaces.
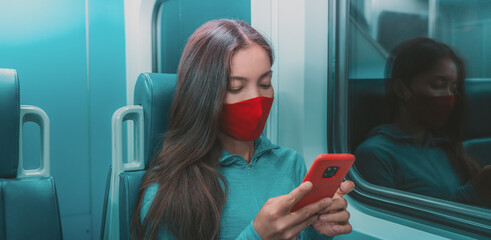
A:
220,96,274,141
406,94,455,129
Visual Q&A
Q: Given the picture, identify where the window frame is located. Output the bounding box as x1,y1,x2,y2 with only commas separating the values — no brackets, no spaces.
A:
330,0,491,238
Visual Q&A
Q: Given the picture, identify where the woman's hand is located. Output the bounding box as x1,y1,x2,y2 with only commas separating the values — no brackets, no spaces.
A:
253,182,333,240
312,180,355,237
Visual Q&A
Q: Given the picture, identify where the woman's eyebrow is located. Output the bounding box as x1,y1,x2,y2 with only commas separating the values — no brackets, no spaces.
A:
259,70,273,79
229,76,248,81
433,75,449,81
435,74,458,83
230,70,273,81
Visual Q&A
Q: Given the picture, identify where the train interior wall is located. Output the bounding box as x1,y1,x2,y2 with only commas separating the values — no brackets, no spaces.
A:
0,0,126,238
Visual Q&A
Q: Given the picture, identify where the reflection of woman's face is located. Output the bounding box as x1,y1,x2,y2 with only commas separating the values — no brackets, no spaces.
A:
409,57,458,97
225,44,273,104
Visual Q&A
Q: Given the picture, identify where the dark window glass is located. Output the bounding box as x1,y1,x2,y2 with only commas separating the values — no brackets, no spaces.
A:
347,0,491,235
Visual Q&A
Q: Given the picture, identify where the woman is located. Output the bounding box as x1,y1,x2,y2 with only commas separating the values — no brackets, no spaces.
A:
355,38,491,206
131,19,354,240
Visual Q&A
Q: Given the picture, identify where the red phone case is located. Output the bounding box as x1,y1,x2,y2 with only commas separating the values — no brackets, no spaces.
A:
290,153,355,212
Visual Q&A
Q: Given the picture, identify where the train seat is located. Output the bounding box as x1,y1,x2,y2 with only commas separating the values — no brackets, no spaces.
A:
348,78,391,152
462,79,491,167
0,69,63,240
101,73,176,240
348,77,491,167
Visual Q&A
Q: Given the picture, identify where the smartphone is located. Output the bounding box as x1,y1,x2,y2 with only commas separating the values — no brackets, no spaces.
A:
290,153,355,212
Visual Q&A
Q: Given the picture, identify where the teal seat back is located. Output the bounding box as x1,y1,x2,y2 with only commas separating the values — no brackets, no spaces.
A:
0,69,20,177
463,79,491,167
100,73,177,240
0,69,62,240
348,78,391,152
1,177,62,240
120,73,176,239
134,73,177,167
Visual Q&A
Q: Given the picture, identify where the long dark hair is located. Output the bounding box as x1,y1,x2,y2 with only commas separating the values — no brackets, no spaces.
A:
131,19,273,240
385,37,480,181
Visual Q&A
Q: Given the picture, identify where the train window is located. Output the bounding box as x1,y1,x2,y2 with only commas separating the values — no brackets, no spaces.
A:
345,0,491,236
154,0,250,73
349,0,491,79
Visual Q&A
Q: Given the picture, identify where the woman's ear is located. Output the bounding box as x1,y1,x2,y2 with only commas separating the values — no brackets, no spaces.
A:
392,78,411,101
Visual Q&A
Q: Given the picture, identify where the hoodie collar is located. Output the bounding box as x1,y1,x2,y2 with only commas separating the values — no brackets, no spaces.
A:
219,136,280,166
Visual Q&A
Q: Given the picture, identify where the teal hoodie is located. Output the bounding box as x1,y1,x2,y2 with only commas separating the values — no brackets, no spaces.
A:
141,136,332,240
354,124,480,205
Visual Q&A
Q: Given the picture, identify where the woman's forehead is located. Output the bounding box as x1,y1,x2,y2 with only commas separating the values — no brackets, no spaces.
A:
230,45,271,77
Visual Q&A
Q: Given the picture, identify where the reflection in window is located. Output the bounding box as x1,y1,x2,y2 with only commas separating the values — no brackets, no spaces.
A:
349,0,491,79
348,0,491,209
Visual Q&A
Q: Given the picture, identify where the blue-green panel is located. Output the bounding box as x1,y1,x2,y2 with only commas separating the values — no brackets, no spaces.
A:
0,0,91,239
159,0,251,73
63,214,92,240
87,0,127,238
22,122,41,170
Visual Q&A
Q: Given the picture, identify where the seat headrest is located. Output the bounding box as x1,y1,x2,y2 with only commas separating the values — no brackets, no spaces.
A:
0,69,20,177
134,73,177,167
463,79,491,140
348,78,391,152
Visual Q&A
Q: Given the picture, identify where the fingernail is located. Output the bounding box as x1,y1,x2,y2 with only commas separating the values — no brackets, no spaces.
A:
303,181,313,190
324,198,332,205
320,215,328,221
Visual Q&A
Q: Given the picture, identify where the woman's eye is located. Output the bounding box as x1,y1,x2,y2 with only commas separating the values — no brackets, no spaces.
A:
260,84,271,89
430,79,445,89
228,87,242,93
